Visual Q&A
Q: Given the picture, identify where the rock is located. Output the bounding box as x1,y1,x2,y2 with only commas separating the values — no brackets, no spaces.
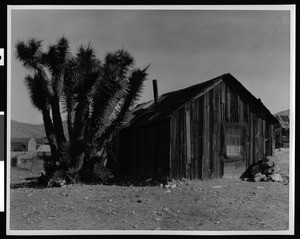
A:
212,186,222,189
254,173,266,182
170,184,177,188
254,172,262,178
165,189,171,193
257,186,264,190
136,199,142,203
258,157,276,169
261,176,271,182
270,173,283,182
273,165,281,173
60,180,66,186
282,175,289,185
263,168,274,175
251,165,262,176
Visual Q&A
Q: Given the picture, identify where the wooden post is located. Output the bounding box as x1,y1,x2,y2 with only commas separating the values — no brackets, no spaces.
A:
202,94,210,179
262,119,266,156
271,124,275,156
220,82,226,122
249,110,253,166
212,87,217,178
192,100,198,179
185,105,191,179
199,97,203,179
169,115,175,180
226,86,231,122
238,95,243,123
216,84,222,178
180,109,185,179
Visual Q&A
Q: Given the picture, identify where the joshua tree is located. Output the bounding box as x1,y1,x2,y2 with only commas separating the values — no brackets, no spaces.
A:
16,37,148,183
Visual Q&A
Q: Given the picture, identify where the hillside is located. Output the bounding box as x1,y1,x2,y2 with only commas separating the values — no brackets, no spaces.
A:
11,120,46,138
11,120,68,139
274,109,289,116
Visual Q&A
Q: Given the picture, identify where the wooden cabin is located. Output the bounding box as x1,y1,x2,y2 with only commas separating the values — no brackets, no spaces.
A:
118,73,278,180
274,114,289,148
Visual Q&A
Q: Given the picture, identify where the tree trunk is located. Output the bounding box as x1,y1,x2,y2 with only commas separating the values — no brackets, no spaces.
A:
70,98,89,167
42,108,58,158
50,96,69,167
67,109,74,143
79,146,105,182
79,158,97,182
51,96,67,143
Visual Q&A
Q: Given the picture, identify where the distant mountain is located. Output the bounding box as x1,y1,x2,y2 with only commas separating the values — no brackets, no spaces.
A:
11,120,68,139
274,109,289,116
11,120,46,138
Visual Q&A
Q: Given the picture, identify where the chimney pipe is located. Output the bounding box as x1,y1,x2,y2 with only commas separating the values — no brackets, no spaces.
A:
152,79,158,104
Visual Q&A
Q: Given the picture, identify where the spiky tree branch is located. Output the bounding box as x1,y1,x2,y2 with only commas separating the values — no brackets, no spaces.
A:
16,37,149,183
89,67,148,159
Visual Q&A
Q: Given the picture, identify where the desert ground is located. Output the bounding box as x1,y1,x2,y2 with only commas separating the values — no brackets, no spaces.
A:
9,148,290,231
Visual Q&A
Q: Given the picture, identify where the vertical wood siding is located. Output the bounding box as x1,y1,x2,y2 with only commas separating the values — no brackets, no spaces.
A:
119,80,275,181
168,81,275,180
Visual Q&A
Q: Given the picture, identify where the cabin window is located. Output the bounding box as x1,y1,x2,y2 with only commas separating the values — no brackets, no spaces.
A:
222,123,247,161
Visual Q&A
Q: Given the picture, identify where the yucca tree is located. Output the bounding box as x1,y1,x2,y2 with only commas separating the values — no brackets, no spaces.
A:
16,37,148,183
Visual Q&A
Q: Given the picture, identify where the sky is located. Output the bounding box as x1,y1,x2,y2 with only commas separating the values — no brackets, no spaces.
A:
10,8,291,124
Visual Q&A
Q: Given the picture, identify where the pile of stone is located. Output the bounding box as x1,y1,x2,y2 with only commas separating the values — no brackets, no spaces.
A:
240,157,283,182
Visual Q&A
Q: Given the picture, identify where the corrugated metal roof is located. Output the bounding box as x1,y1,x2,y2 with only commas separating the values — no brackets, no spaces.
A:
130,73,278,127
131,74,225,126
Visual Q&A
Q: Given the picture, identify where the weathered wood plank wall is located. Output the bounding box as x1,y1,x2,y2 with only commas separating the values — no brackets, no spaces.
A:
118,80,275,181
168,81,274,180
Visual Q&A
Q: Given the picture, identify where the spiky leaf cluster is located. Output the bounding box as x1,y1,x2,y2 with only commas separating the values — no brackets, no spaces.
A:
16,36,149,180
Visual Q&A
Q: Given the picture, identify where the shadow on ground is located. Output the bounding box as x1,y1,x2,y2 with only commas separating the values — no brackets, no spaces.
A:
10,172,165,189
11,181,46,189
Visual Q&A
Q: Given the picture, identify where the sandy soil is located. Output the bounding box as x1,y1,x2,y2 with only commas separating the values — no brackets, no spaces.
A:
9,148,290,231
